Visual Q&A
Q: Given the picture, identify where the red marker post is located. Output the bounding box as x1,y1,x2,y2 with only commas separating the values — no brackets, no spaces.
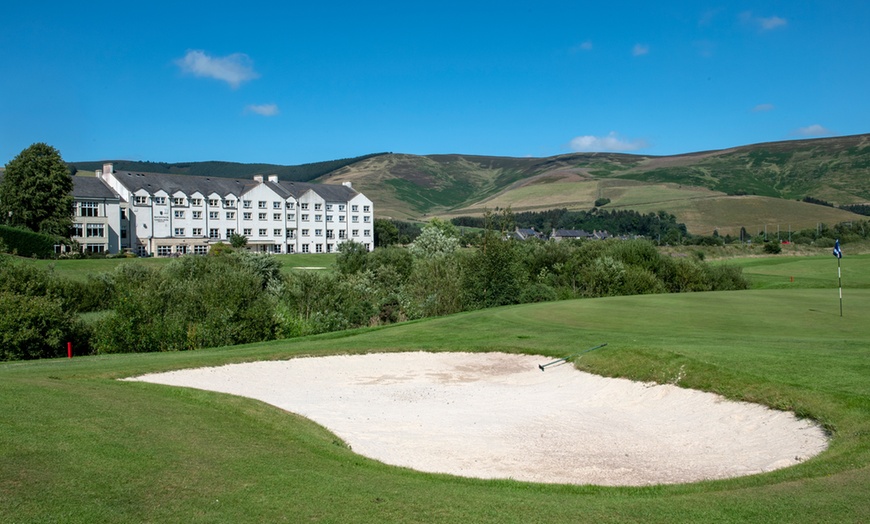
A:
67,342,72,359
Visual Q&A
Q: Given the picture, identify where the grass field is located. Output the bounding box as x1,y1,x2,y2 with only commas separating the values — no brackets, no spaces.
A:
24,253,337,281
2,256,869,522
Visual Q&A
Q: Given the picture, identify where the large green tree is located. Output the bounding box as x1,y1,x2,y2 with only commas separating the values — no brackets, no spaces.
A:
0,143,74,236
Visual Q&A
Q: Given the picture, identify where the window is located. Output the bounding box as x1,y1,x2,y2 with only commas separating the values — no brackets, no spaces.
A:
273,213,281,221
174,228,185,236
86,224,104,237
258,201,267,209
191,198,203,206
135,196,148,205
301,229,309,236
352,216,359,223
364,229,371,237
86,244,105,254
326,230,334,239
226,212,235,220
209,228,220,239
314,203,322,210
80,201,99,217
243,228,252,236
286,202,295,210
157,246,172,256
363,205,370,212
209,199,220,207
326,204,333,211
273,201,281,209
243,212,252,220
154,197,166,205
326,244,333,253
121,229,127,239
174,210,185,218
192,228,203,236
121,209,127,220
258,212,267,220
194,245,209,255
315,215,322,222
286,229,295,238
339,230,346,239
301,214,309,221
209,211,219,219
192,211,202,219
364,216,370,222
225,200,236,208
300,203,309,210
302,244,310,253
273,229,282,236
176,245,187,254
339,204,345,211
352,205,359,212
326,215,333,222
352,229,359,237
316,244,323,253
315,229,323,236
226,228,235,237
258,229,267,236
72,224,83,237
288,213,295,221
173,197,185,206
287,244,295,253
339,216,345,222
243,200,252,209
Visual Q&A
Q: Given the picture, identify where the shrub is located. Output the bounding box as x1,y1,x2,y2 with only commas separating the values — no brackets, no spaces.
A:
0,225,59,258
0,292,78,361
763,242,782,254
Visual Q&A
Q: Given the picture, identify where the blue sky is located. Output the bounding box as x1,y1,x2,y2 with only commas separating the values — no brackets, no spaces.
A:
1,1,868,166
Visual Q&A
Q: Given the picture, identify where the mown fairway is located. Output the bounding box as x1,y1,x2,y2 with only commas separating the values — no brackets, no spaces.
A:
2,256,869,522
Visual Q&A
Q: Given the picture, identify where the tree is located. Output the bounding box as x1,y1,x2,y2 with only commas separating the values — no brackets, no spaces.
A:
229,232,248,248
0,143,74,236
373,219,399,247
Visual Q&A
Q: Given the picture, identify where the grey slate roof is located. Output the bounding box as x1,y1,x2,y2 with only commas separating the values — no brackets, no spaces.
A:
111,170,360,201
72,176,120,199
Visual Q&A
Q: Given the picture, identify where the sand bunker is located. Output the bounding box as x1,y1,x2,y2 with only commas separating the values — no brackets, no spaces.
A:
127,352,827,486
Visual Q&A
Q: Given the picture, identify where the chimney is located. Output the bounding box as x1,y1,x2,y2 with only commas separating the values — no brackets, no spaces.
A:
101,163,113,177
342,181,352,188
254,175,264,183
268,174,278,183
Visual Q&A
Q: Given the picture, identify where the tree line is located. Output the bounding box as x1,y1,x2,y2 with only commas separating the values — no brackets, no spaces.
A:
1,217,749,361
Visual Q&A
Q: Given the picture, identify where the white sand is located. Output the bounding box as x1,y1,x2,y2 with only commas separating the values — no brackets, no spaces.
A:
126,352,828,486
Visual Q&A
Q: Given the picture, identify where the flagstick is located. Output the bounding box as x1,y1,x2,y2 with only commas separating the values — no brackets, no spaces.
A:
838,255,843,317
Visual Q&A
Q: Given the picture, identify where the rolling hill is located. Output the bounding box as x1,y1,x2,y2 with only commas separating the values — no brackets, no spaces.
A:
318,134,870,235
67,134,870,235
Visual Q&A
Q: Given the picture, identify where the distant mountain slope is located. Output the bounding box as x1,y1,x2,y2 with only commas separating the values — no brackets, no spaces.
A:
69,153,389,183
316,134,870,233
66,134,870,234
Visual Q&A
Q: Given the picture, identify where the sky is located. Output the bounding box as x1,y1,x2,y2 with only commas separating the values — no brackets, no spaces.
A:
1,1,868,166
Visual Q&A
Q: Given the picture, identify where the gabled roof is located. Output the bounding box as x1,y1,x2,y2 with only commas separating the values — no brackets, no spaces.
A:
551,229,592,238
72,176,120,200
111,170,255,198
110,170,359,202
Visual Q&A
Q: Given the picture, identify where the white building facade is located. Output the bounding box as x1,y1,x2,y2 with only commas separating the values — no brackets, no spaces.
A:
90,163,373,256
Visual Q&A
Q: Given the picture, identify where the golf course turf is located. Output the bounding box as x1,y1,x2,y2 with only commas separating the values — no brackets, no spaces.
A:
1,254,869,523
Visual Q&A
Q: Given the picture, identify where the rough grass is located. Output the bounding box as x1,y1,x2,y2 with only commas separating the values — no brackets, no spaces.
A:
2,255,870,522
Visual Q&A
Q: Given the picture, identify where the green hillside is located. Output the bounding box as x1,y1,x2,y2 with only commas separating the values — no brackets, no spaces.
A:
64,134,870,233
69,153,390,183
318,134,870,232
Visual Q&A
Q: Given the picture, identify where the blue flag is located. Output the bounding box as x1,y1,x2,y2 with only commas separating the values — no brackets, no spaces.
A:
833,239,842,259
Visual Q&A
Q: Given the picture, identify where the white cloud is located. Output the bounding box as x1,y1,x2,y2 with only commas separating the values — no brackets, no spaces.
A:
632,43,649,56
569,132,648,152
175,50,259,89
795,124,832,137
741,12,787,31
245,104,279,117
571,41,593,53
752,103,775,112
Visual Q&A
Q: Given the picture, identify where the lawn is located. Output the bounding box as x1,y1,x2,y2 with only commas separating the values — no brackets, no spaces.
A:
2,256,869,522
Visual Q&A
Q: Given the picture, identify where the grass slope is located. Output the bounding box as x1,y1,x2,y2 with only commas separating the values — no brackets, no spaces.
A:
2,256,870,522
320,135,870,233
